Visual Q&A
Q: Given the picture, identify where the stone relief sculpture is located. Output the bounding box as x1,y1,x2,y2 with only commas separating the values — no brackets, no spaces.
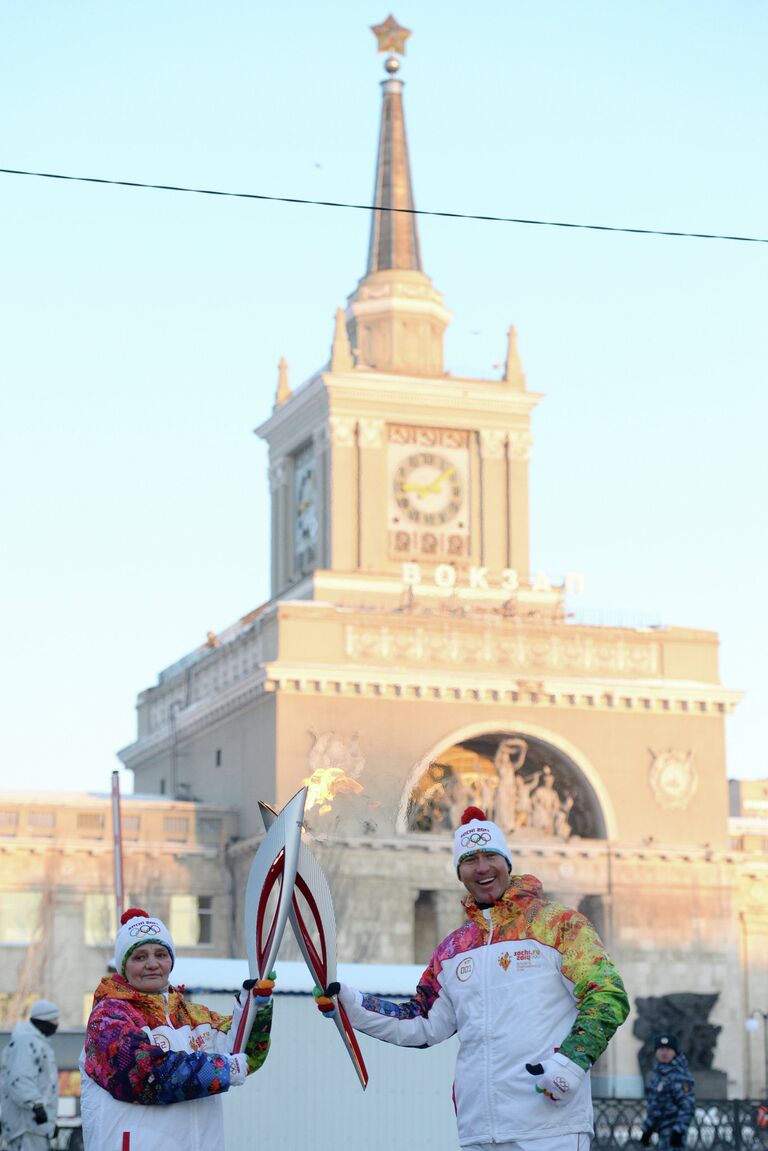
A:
493,737,528,834
531,766,563,837
407,735,581,840
648,748,698,811
303,728,378,834
634,992,725,1097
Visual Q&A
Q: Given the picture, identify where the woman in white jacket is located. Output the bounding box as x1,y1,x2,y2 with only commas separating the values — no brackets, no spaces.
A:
80,908,273,1151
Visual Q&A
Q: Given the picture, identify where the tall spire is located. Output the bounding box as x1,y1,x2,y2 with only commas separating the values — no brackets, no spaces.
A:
345,17,451,377
366,57,422,272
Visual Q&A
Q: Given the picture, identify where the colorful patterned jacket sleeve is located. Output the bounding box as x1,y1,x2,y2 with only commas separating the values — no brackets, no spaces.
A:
197,998,273,1075
84,998,238,1104
551,909,630,1070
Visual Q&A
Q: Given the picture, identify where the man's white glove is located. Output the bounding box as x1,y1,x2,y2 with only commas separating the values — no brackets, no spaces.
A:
226,1053,249,1087
525,1052,586,1104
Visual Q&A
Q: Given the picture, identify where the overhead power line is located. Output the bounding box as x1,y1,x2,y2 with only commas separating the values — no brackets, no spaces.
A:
0,165,765,246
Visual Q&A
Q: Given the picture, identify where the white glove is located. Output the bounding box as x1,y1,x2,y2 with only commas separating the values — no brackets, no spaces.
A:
525,1052,586,1104
226,1052,249,1086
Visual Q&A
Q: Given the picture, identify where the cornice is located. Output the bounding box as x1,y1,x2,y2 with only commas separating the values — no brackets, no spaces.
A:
121,638,741,769
322,371,542,419
260,660,742,714
254,373,326,442
225,832,750,869
254,366,541,449
0,839,221,859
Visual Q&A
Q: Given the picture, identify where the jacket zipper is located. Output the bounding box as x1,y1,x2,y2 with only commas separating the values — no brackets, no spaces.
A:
482,907,496,1139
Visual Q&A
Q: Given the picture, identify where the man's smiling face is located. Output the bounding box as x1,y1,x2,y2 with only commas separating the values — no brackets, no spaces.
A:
458,851,511,904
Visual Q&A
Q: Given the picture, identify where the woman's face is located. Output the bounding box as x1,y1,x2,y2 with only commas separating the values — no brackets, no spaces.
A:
124,944,173,993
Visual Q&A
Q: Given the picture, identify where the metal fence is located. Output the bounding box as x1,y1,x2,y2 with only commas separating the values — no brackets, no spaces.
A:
594,1100,768,1150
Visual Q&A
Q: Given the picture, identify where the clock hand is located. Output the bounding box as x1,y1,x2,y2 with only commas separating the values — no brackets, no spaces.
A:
422,466,455,494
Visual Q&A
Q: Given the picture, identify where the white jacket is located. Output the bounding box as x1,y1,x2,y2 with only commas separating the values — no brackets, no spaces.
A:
340,876,629,1147
0,1020,58,1142
79,1017,230,1151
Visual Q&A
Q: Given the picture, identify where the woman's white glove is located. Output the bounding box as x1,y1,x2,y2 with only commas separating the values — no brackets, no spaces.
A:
525,1052,586,1104
226,1053,249,1086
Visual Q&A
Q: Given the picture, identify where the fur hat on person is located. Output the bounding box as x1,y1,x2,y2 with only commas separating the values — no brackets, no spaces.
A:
652,1032,680,1053
28,999,60,1024
454,806,513,876
115,907,175,975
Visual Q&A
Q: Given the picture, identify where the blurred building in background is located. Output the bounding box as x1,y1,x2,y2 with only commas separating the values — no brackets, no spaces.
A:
0,791,237,1025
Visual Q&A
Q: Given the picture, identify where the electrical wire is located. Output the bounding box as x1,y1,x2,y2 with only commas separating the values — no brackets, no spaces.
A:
0,165,765,245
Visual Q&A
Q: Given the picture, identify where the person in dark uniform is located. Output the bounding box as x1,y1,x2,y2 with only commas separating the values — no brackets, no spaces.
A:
640,1033,696,1150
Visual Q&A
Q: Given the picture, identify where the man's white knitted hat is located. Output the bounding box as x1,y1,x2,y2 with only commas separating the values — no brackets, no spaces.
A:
454,806,513,875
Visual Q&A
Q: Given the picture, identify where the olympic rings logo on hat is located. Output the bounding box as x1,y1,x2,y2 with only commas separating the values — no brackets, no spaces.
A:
129,920,162,937
460,828,492,848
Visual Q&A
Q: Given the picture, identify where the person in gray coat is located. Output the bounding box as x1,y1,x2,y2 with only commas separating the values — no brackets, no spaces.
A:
0,999,59,1151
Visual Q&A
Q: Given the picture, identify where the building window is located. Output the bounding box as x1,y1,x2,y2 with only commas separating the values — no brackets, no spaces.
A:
215,749,222,767
414,890,438,963
198,817,222,844
169,894,213,946
0,892,42,944
163,816,189,841
122,815,141,838
0,811,19,836
84,893,116,946
27,810,56,836
77,812,105,836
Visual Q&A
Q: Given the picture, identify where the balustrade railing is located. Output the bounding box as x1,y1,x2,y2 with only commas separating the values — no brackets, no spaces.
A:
593,1100,768,1150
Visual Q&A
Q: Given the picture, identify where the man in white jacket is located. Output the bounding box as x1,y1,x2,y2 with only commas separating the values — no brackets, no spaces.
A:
319,807,629,1151
0,999,59,1151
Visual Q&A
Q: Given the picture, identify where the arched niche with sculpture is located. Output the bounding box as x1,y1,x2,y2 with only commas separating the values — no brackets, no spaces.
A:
403,731,607,842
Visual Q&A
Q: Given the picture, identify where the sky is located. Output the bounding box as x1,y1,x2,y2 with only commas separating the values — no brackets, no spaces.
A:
1,0,766,796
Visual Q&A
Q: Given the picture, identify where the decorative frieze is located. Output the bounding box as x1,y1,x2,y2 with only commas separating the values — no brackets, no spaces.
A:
343,623,661,677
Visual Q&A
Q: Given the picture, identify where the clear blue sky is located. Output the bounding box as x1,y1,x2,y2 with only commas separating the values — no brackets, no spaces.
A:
1,0,765,794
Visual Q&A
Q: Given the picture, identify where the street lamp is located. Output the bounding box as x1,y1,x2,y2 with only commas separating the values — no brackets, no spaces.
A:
745,1010,768,1097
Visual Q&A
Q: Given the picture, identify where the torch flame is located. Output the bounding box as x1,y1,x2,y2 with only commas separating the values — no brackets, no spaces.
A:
302,766,364,815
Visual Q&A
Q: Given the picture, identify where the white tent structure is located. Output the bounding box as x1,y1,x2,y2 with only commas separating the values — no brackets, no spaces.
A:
173,958,460,1151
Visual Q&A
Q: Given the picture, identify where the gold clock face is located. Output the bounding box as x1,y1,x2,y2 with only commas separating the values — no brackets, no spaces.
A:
393,451,464,526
